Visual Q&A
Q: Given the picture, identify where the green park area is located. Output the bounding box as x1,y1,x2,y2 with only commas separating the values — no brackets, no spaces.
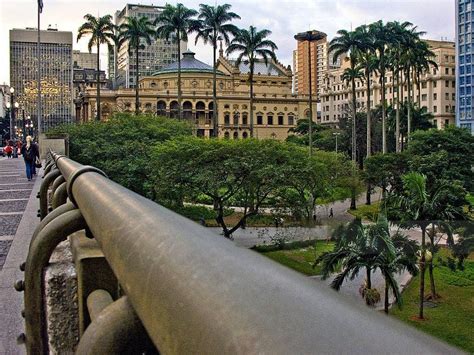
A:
391,249,474,353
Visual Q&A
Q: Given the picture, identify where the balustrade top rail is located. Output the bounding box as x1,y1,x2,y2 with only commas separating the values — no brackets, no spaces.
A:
49,151,459,354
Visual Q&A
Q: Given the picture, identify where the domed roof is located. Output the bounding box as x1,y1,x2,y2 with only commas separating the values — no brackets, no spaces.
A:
153,50,225,75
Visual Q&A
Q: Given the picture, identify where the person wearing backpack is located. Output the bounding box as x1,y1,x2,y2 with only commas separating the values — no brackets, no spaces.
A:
21,136,38,181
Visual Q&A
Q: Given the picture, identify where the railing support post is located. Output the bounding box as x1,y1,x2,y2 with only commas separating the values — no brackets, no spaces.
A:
23,209,87,354
39,169,61,220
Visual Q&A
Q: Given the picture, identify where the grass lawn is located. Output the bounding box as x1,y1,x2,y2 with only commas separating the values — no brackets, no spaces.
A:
390,248,474,353
348,202,380,222
257,240,335,276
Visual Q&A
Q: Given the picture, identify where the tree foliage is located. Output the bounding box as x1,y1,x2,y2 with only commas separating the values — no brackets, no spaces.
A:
48,113,192,198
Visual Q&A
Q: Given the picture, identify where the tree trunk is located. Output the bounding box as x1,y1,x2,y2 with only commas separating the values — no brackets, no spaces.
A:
417,71,422,108
384,279,389,314
366,267,371,289
350,71,357,211
96,42,101,121
212,38,218,137
381,52,387,154
135,45,140,115
177,33,182,120
419,226,426,319
428,224,438,299
366,69,371,205
407,67,412,142
395,67,401,153
249,66,254,138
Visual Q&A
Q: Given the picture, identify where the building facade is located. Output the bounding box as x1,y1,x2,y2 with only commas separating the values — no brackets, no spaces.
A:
113,3,187,89
79,50,309,140
320,40,456,130
73,68,108,122
9,28,73,132
73,50,96,69
456,0,474,133
294,30,329,101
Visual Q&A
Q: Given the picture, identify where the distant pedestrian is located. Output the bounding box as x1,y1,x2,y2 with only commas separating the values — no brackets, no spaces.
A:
32,140,40,176
21,136,38,181
13,140,19,158
329,208,334,218
4,145,13,159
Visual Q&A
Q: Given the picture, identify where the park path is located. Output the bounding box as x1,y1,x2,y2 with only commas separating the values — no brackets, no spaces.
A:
0,156,41,354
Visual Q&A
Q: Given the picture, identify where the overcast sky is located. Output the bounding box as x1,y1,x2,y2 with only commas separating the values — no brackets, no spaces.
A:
0,0,455,85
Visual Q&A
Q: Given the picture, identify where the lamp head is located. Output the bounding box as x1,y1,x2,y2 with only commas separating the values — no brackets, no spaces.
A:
9,87,14,94
14,102,19,108
6,102,11,109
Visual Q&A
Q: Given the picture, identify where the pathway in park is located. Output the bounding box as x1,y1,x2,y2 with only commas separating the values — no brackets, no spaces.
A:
0,156,41,354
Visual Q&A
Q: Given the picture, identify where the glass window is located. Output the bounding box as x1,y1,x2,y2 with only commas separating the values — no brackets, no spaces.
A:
257,115,263,125
278,115,284,125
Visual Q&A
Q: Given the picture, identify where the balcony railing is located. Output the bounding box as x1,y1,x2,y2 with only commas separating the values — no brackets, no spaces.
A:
17,152,461,354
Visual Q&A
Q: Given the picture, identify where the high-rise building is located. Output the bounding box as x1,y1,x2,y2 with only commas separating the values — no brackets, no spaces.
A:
456,0,474,133
113,3,187,88
292,50,298,94
10,27,73,132
73,50,96,69
320,40,456,130
294,30,329,101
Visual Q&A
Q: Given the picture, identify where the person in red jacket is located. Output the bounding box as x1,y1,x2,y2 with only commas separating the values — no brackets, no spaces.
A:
4,144,13,159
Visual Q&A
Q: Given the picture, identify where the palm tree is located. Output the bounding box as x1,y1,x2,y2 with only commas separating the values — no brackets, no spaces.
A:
77,14,115,121
119,16,155,114
155,4,199,119
369,20,392,154
226,26,278,138
316,217,396,307
329,30,364,162
378,232,419,313
108,24,122,90
387,21,416,152
355,25,377,159
329,29,364,210
391,172,462,319
195,4,240,137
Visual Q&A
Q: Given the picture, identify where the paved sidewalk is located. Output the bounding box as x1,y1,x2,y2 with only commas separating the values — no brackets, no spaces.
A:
0,157,42,354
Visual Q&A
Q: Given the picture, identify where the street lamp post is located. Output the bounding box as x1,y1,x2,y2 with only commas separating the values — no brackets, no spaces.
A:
333,132,341,154
8,87,15,140
294,30,327,156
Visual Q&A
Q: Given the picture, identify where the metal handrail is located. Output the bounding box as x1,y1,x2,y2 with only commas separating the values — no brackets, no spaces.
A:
36,151,460,353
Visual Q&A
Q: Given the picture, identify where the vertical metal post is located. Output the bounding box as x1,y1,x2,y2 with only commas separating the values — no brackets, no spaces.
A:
10,92,14,140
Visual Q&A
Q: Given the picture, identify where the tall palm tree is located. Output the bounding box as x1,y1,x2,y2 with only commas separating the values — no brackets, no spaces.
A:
108,24,122,90
119,16,155,115
195,4,240,137
329,29,364,210
77,14,115,121
369,20,392,154
355,25,377,159
226,26,278,138
413,41,437,109
387,21,416,153
155,4,199,120
392,172,461,319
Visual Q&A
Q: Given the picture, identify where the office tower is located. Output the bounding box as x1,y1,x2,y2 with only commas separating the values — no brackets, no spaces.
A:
10,27,73,132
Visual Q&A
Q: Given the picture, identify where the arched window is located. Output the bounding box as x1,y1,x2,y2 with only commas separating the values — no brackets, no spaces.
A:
224,131,230,139
242,131,248,139
196,101,206,120
170,101,179,118
233,131,238,139
183,101,193,119
157,100,166,116
256,112,263,125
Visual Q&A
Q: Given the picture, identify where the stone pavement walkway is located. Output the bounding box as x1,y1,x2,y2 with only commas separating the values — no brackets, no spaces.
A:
0,157,41,354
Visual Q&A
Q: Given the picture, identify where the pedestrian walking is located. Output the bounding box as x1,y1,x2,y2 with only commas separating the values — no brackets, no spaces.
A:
4,144,13,159
13,140,19,158
21,136,38,181
32,140,40,176
329,208,334,218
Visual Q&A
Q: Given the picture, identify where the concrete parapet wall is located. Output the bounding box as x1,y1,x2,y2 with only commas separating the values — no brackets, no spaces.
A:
44,239,79,354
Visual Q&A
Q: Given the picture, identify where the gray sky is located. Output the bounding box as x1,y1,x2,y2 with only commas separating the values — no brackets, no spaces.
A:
0,0,455,85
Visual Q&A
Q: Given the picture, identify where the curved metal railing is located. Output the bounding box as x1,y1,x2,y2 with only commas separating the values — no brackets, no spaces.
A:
17,151,461,354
